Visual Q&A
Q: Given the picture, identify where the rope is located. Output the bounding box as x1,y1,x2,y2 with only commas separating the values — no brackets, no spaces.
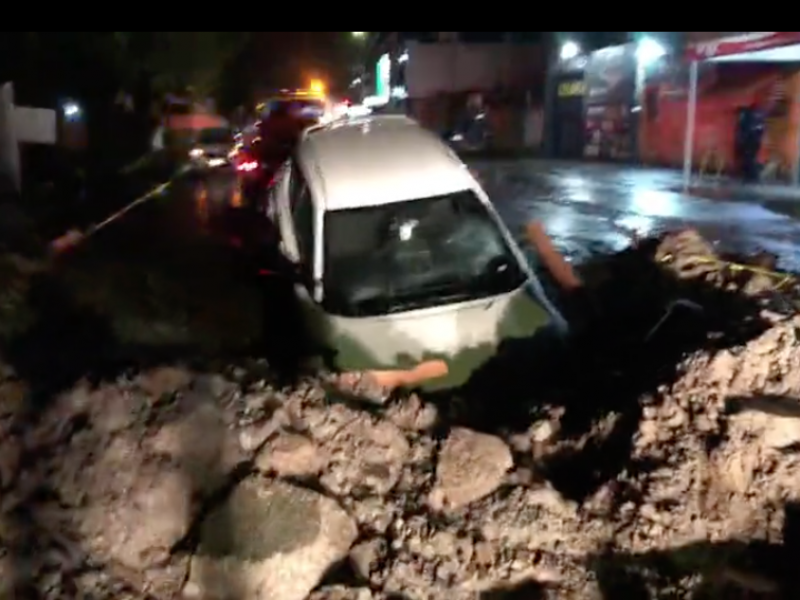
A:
659,253,796,291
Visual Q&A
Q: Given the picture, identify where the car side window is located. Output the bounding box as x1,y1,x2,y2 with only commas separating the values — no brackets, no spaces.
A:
291,164,314,266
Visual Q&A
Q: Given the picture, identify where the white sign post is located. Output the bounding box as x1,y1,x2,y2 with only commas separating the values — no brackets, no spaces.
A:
0,82,20,193
0,81,57,194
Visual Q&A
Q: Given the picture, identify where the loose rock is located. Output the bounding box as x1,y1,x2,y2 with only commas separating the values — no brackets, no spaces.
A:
9,228,800,599
256,432,324,477
429,428,512,511
186,478,357,600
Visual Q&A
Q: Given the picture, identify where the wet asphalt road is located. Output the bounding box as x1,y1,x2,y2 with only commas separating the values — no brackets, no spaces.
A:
472,160,800,272
144,159,800,274
56,158,800,361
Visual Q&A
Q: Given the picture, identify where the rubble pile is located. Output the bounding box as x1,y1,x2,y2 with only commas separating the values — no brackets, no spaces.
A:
1,229,800,599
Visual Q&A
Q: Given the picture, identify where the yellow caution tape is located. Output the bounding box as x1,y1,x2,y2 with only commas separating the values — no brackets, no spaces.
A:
659,253,796,291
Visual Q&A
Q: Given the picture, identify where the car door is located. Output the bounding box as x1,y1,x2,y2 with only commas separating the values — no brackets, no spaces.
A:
275,157,318,302
265,160,290,223
275,158,333,360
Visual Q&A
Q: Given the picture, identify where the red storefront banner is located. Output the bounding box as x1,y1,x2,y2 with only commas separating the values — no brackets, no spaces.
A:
686,32,800,61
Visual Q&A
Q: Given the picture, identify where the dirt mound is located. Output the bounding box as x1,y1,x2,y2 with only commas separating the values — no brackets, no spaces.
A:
2,229,800,599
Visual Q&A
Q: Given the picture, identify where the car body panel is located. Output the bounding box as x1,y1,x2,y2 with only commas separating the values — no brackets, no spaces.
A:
298,284,551,390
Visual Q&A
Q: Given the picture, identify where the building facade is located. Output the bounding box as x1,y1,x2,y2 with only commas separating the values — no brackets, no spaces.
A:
356,33,549,150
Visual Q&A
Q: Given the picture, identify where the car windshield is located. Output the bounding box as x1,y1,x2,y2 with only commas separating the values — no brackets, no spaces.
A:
197,127,232,145
322,190,528,317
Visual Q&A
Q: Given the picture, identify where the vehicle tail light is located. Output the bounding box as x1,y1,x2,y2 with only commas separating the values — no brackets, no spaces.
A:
237,160,259,172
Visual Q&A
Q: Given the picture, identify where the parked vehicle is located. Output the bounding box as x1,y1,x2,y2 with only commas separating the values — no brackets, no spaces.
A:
236,89,330,209
232,139,280,212
268,115,565,388
188,126,234,169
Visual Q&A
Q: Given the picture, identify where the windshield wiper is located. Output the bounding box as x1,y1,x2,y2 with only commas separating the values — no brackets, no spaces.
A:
385,289,477,313
360,281,489,315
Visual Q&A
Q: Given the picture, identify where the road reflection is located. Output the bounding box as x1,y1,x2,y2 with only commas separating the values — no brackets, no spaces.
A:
194,182,210,229
473,159,800,272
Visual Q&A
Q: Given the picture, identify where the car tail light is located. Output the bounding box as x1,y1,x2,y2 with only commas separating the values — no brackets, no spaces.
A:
237,160,259,172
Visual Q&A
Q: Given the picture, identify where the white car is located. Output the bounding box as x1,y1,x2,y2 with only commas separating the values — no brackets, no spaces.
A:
269,115,565,389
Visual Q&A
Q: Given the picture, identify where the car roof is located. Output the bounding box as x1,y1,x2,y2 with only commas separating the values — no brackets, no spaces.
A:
296,115,474,211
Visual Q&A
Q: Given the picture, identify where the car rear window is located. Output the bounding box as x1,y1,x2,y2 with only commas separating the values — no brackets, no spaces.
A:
322,190,528,317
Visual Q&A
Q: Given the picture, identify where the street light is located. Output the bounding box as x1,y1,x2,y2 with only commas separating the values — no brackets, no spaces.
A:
352,32,366,39
62,101,82,121
309,79,326,95
559,41,580,61
636,37,667,67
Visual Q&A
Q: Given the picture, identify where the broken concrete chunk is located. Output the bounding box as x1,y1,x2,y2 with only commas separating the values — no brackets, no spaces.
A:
349,538,387,582
148,402,246,492
429,428,512,511
385,393,438,432
137,366,193,397
319,417,409,497
84,465,193,572
256,432,325,477
186,478,357,600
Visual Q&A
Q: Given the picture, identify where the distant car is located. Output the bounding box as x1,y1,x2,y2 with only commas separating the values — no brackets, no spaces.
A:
187,126,235,169
269,115,566,389
257,96,325,159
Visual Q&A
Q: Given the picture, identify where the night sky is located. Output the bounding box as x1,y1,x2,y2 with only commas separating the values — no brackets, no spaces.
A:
250,32,360,94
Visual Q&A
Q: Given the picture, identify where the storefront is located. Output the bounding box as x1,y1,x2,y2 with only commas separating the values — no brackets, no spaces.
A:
583,43,637,161
638,32,800,188
684,32,800,188
552,55,587,159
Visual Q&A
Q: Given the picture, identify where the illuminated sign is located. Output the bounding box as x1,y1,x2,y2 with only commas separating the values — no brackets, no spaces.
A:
376,54,390,99
558,80,586,97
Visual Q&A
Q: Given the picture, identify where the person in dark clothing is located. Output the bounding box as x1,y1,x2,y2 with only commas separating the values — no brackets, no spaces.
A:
257,101,319,162
256,231,314,382
736,103,765,183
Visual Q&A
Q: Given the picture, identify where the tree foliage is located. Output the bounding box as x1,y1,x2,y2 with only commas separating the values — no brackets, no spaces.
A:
14,32,249,102
127,32,250,98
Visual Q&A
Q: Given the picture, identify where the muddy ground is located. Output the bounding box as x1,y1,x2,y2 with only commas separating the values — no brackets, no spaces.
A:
2,229,800,599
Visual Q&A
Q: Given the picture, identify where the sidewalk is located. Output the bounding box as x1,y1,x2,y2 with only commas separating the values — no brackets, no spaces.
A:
531,159,800,205
685,178,800,203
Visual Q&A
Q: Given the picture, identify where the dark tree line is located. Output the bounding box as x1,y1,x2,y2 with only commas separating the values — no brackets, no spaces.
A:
0,33,252,177
0,32,251,112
